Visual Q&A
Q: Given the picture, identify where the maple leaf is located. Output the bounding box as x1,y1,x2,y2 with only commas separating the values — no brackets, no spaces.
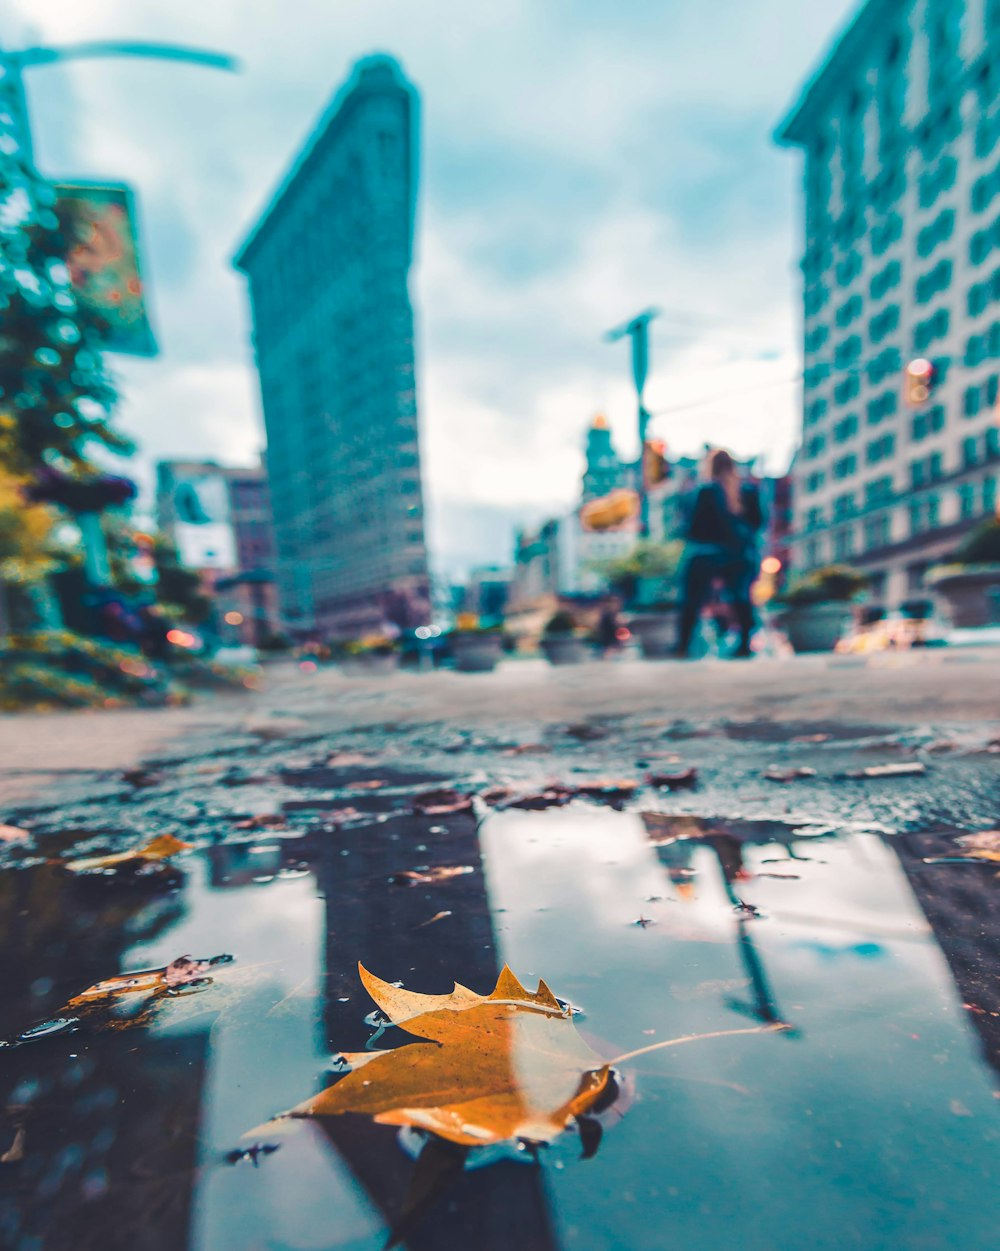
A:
64,833,192,874
288,964,612,1148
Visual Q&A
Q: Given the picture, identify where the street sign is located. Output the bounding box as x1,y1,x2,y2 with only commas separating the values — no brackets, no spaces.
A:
54,181,157,357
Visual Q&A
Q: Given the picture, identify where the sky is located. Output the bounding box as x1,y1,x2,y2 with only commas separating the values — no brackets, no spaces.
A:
3,0,859,576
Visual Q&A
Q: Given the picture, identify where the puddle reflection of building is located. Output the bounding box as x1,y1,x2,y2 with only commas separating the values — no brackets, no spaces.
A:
890,832,1000,1079
0,865,208,1251
314,807,561,1251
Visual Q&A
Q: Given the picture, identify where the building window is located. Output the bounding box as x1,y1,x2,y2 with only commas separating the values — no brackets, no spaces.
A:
911,405,946,441
833,453,858,479
870,260,902,301
916,209,955,257
834,375,861,404
964,435,980,467
833,414,859,443
958,482,977,518
833,527,856,559
985,476,998,513
913,307,950,352
866,433,895,464
864,514,890,550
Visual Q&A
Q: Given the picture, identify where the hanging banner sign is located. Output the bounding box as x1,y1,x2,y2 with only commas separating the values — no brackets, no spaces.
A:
54,181,157,357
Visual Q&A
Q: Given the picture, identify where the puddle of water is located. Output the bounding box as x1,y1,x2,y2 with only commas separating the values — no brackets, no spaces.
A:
0,806,998,1251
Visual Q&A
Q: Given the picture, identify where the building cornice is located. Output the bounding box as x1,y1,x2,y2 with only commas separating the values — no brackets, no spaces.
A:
775,0,897,147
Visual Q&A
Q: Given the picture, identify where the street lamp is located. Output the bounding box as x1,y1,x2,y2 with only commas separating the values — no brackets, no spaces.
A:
0,38,237,592
605,308,660,538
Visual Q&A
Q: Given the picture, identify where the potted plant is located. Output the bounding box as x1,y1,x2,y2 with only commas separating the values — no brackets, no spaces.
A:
339,634,399,675
449,614,505,672
598,542,683,658
775,564,868,653
926,519,1000,628
539,609,591,666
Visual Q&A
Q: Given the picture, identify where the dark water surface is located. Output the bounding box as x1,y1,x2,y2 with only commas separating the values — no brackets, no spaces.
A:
2,804,1000,1251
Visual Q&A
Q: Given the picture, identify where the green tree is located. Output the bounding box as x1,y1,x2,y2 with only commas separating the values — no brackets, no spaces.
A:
0,155,129,478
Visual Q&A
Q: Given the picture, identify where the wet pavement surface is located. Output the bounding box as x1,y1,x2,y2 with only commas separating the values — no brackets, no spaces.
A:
2,678,1000,1250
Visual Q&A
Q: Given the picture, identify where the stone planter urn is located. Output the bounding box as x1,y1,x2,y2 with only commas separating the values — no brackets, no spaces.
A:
779,602,853,653
627,610,679,659
340,651,399,676
451,631,504,673
926,564,1000,628
540,634,592,666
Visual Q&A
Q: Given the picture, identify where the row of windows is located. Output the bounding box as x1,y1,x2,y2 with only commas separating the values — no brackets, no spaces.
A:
805,397,827,427
835,252,864,286
911,451,944,487
803,480,998,549
836,294,863,328
805,324,829,353
867,433,896,465
971,156,1000,214
865,476,894,506
834,336,863,368
833,453,857,480
968,266,1000,315
914,307,950,352
872,213,903,257
870,259,901,301
919,155,957,210
965,322,1000,365
970,212,1000,264
915,259,952,304
917,209,955,258
834,374,860,404
868,390,898,425
963,374,1000,415
912,404,947,441
870,303,900,344
833,414,859,443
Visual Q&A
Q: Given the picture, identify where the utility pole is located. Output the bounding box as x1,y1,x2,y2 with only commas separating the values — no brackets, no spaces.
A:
605,308,659,538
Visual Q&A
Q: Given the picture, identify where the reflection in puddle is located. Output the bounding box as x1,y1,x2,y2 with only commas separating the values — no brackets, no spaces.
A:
1,806,999,1250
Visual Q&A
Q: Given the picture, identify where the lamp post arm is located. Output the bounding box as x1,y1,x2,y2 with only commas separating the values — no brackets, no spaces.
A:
11,42,239,73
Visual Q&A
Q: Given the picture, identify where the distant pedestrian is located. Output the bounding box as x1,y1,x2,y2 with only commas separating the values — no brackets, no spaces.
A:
676,448,764,659
595,598,622,657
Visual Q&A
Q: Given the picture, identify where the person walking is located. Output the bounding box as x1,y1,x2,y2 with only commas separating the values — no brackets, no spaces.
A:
676,448,764,659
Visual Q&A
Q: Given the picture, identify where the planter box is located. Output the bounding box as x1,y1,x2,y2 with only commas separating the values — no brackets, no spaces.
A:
779,602,852,653
451,632,503,673
926,564,1000,628
340,652,399,676
627,611,679,659
540,635,592,666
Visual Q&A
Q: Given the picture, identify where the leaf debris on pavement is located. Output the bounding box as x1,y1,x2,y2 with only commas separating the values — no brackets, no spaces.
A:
389,866,475,886
843,762,927,779
647,767,699,790
764,766,818,783
2,954,234,1049
64,832,193,874
411,789,475,816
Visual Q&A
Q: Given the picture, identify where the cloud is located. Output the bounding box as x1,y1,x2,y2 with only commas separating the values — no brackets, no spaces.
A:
7,0,858,573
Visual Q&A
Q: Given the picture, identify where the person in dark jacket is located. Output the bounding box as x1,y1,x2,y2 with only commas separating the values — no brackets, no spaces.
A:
676,448,764,658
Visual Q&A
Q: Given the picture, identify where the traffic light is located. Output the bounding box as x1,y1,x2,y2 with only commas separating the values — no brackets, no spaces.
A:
904,358,935,407
642,438,669,488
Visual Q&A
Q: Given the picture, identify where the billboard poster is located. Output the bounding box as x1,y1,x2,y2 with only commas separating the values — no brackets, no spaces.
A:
54,182,157,358
171,470,237,571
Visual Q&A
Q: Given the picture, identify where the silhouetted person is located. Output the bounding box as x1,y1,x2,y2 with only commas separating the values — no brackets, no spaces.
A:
596,599,622,657
676,448,764,659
